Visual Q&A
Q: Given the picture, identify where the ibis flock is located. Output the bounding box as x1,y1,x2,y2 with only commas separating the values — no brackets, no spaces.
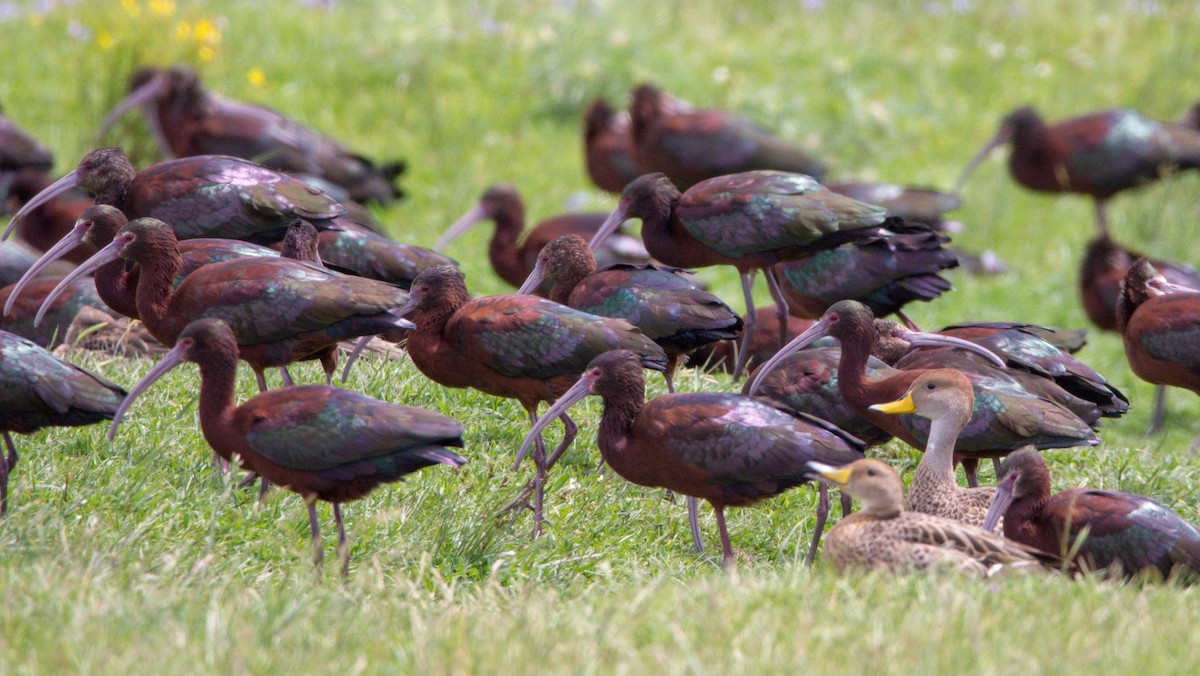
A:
1,68,1198,580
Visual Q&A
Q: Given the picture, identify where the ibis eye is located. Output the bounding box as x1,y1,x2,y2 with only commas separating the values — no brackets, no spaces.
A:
926,383,935,390
866,468,877,476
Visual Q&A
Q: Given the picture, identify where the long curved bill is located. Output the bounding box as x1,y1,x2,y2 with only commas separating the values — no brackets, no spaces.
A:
902,330,1007,369
746,315,834,396
805,461,851,487
513,373,597,471
869,391,915,415
3,220,90,316
32,237,124,327
108,338,190,441
587,200,630,252
2,169,79,240
981,471,1018,532
338,314,416,383
515,257,546,296
99,72,167,139
952,124,1012,195
434,203,486,252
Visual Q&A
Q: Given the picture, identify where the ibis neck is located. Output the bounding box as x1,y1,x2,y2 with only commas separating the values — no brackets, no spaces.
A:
134,247,184,331
195,350,239,461
94,261,141,319
834,325,887,412
489,209,527,287
597,388,645,463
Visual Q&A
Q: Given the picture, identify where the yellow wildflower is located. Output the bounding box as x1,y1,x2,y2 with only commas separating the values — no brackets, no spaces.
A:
121,0,141,18
247,68,266,87
98,30,114,50
194,19,221,45
198,45,216,62
148,0,175,17
29,14,43,27
175,21,191,41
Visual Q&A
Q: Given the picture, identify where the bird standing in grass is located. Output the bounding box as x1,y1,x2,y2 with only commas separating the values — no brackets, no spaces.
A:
108,318,465,578
518,350,866,567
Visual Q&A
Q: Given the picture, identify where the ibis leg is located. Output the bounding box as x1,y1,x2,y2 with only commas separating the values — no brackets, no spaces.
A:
1147,385,1167,436
253,368,268,392
896,310,921,331
308,499,324,574
962,458,980,488
664,356,677,394
544,412,578,472
688,496,704,553
992,458,1002,476
840,491,852,518
713,505,735,568
1094,199,1109,237
334,503,349,580
0,432,15,516
279,367,294,387
806,484,831,566
258,478,272,503
340,336,372,383
731,273,758,381
320,351,337,386
763,266,790,350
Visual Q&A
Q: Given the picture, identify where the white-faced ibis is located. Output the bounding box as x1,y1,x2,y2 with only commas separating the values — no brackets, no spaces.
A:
0,105,53,179
983,447,1200,581
3,147,345,244
519,350,865,566
310,221,456,289
517,233,743,553
5,204,278,323
955,106,1200,234
807,459,1051,575
0,276,107,348
629,84,828,189
0,328,126,514
1081,236,1200,433
748,300,1100,486
591,172,888,379
102,65,405,204
43,218,413,390
1118,258,1200,442
772,220,957,322
4,170,96,263
922,321,1128,419
686,309,813,375
435,184,649,291
869,370,1001,529
825,182,962,232
109,318,464,577
400,265,667,536
517,234,742,393
745,345,895,448
583,98,640,193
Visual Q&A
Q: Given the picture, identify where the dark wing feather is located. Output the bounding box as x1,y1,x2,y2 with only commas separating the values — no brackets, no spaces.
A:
239,387,464,472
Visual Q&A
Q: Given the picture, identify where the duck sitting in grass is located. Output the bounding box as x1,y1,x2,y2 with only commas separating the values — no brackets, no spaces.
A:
807,459,1053,575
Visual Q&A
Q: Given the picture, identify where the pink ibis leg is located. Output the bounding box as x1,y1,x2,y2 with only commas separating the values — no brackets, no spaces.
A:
840,491,852,518
762,266,790,350
713,504,736,568
731,272,758,381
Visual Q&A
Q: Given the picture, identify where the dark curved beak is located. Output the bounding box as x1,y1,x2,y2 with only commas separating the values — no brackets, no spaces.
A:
33,236,124,327
3,169,79,240
981,471,1017,533
4,220,90,316
435,203,486,252
513,373,596,470
953,121,1012,195
99,71,168,139
108,338,190,441
746,315,834,396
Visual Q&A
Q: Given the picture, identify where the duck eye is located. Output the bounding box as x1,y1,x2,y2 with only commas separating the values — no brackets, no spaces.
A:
866,468,877,476
926,383,935,390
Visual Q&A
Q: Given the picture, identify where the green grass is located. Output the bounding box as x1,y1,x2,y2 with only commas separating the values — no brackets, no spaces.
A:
4,0,1200,672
